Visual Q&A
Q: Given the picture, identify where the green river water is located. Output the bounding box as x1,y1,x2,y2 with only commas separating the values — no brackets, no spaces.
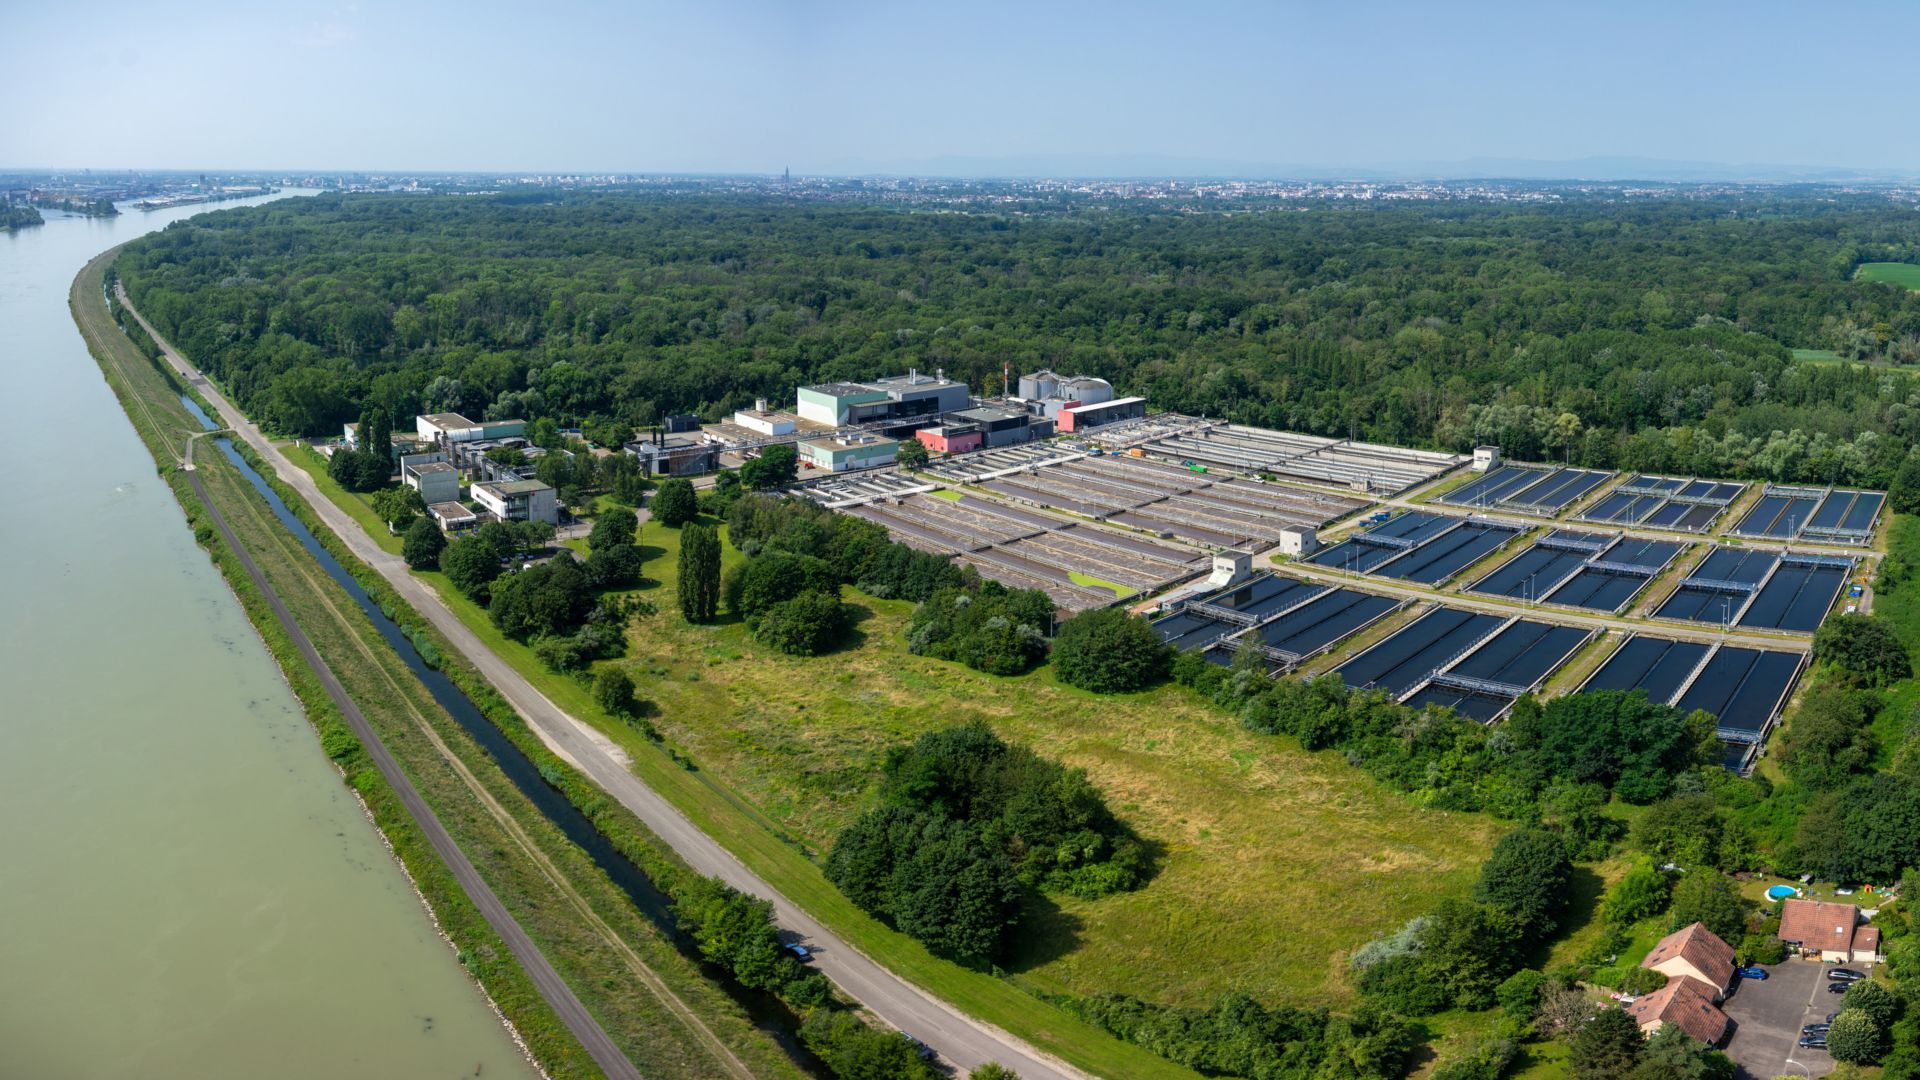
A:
0,195,535,1079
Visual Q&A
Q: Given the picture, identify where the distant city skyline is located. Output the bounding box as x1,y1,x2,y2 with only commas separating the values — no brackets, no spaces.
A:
8,0,1919,179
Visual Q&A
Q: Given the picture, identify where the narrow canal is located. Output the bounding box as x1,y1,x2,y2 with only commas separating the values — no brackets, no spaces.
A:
181,397,824,1075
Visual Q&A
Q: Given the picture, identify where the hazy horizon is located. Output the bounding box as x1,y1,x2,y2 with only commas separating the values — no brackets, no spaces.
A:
9,0,1920,178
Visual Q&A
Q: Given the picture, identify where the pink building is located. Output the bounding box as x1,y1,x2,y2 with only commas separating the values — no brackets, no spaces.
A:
916,423,983,455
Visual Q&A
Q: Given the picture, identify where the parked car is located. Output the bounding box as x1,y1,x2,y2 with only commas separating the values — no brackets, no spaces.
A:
1826,980,1851,994
1850,585,1865,598
1803,1024,1832,1035
782,942,812,962
1827,1013,1839,1023
1800,1036,1828,1050
1827,968,1866,982
1736,966,1769,980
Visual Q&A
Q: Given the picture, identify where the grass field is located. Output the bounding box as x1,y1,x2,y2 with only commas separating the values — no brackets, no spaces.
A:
1856,262,1920,290
471,520,1505,1009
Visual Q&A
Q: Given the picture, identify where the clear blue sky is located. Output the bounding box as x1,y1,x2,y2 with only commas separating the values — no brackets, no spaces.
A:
8,0,1916,175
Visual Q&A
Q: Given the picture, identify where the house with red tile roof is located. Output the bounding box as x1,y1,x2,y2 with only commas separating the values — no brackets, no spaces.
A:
1778,898,1880,964
1641,922,1737,1001
1626,980,1730,1045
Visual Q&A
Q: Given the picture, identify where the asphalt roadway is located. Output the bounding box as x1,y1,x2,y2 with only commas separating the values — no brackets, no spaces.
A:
117,286,1084,1080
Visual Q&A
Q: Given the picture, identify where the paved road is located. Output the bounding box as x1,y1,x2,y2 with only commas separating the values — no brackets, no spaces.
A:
116,284,1084,1080
179,466,642,1080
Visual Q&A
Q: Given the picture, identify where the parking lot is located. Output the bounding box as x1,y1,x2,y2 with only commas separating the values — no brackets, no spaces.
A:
1722,960,1837,1080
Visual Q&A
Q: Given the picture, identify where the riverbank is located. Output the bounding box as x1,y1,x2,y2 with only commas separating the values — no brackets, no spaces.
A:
109,280,1131,1079
75,249,809,1080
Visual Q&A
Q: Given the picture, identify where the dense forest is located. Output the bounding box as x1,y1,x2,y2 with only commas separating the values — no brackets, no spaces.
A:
116,190,1920,484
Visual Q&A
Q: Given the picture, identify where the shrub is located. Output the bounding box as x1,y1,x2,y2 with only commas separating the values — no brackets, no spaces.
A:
594,668,638,718
1066,990,1416,1080
1829,1009,1887,1064
1815,614,1913,688
1496,969,1550,1020
1844,980,1901,1029
1474,827,1574,934
753,589,847,656
907,584,1052,675
799,1010,938,1080
401,515,446,569
1665,872,1753,944
1052,607,1170,693
825,722,1146,960
1601,862,1672,926
651,477,697,527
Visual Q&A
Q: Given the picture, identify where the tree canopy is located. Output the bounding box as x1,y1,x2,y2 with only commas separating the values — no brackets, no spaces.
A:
115,191,1920,488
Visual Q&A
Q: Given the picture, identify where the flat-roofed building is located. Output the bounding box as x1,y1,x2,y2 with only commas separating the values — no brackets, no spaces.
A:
402,460,460,505
471,478,559,525
429,501,479,532
732,407,797,437
416,413,526,445
950,405,1050,448
798,435,899,473
916,422,982,456
624,436,722,477
795,369,970,427
1056,396,1147,432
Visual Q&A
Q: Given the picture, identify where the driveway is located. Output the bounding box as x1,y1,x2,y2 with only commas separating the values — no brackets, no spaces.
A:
1722,960,1837,1080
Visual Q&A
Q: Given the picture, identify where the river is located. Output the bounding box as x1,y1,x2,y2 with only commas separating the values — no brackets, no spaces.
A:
0,195,534,1078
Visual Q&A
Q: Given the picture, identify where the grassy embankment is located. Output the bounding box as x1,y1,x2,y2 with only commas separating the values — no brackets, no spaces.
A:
76,254,809,1080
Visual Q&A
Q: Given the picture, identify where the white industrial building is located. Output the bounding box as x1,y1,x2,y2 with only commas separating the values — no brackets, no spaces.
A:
471,478,559,525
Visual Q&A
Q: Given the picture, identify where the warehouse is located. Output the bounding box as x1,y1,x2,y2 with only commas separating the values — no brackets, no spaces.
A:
948,405,1052,447
797,434,899,473
1055,396,1147,432
795,369,970,427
